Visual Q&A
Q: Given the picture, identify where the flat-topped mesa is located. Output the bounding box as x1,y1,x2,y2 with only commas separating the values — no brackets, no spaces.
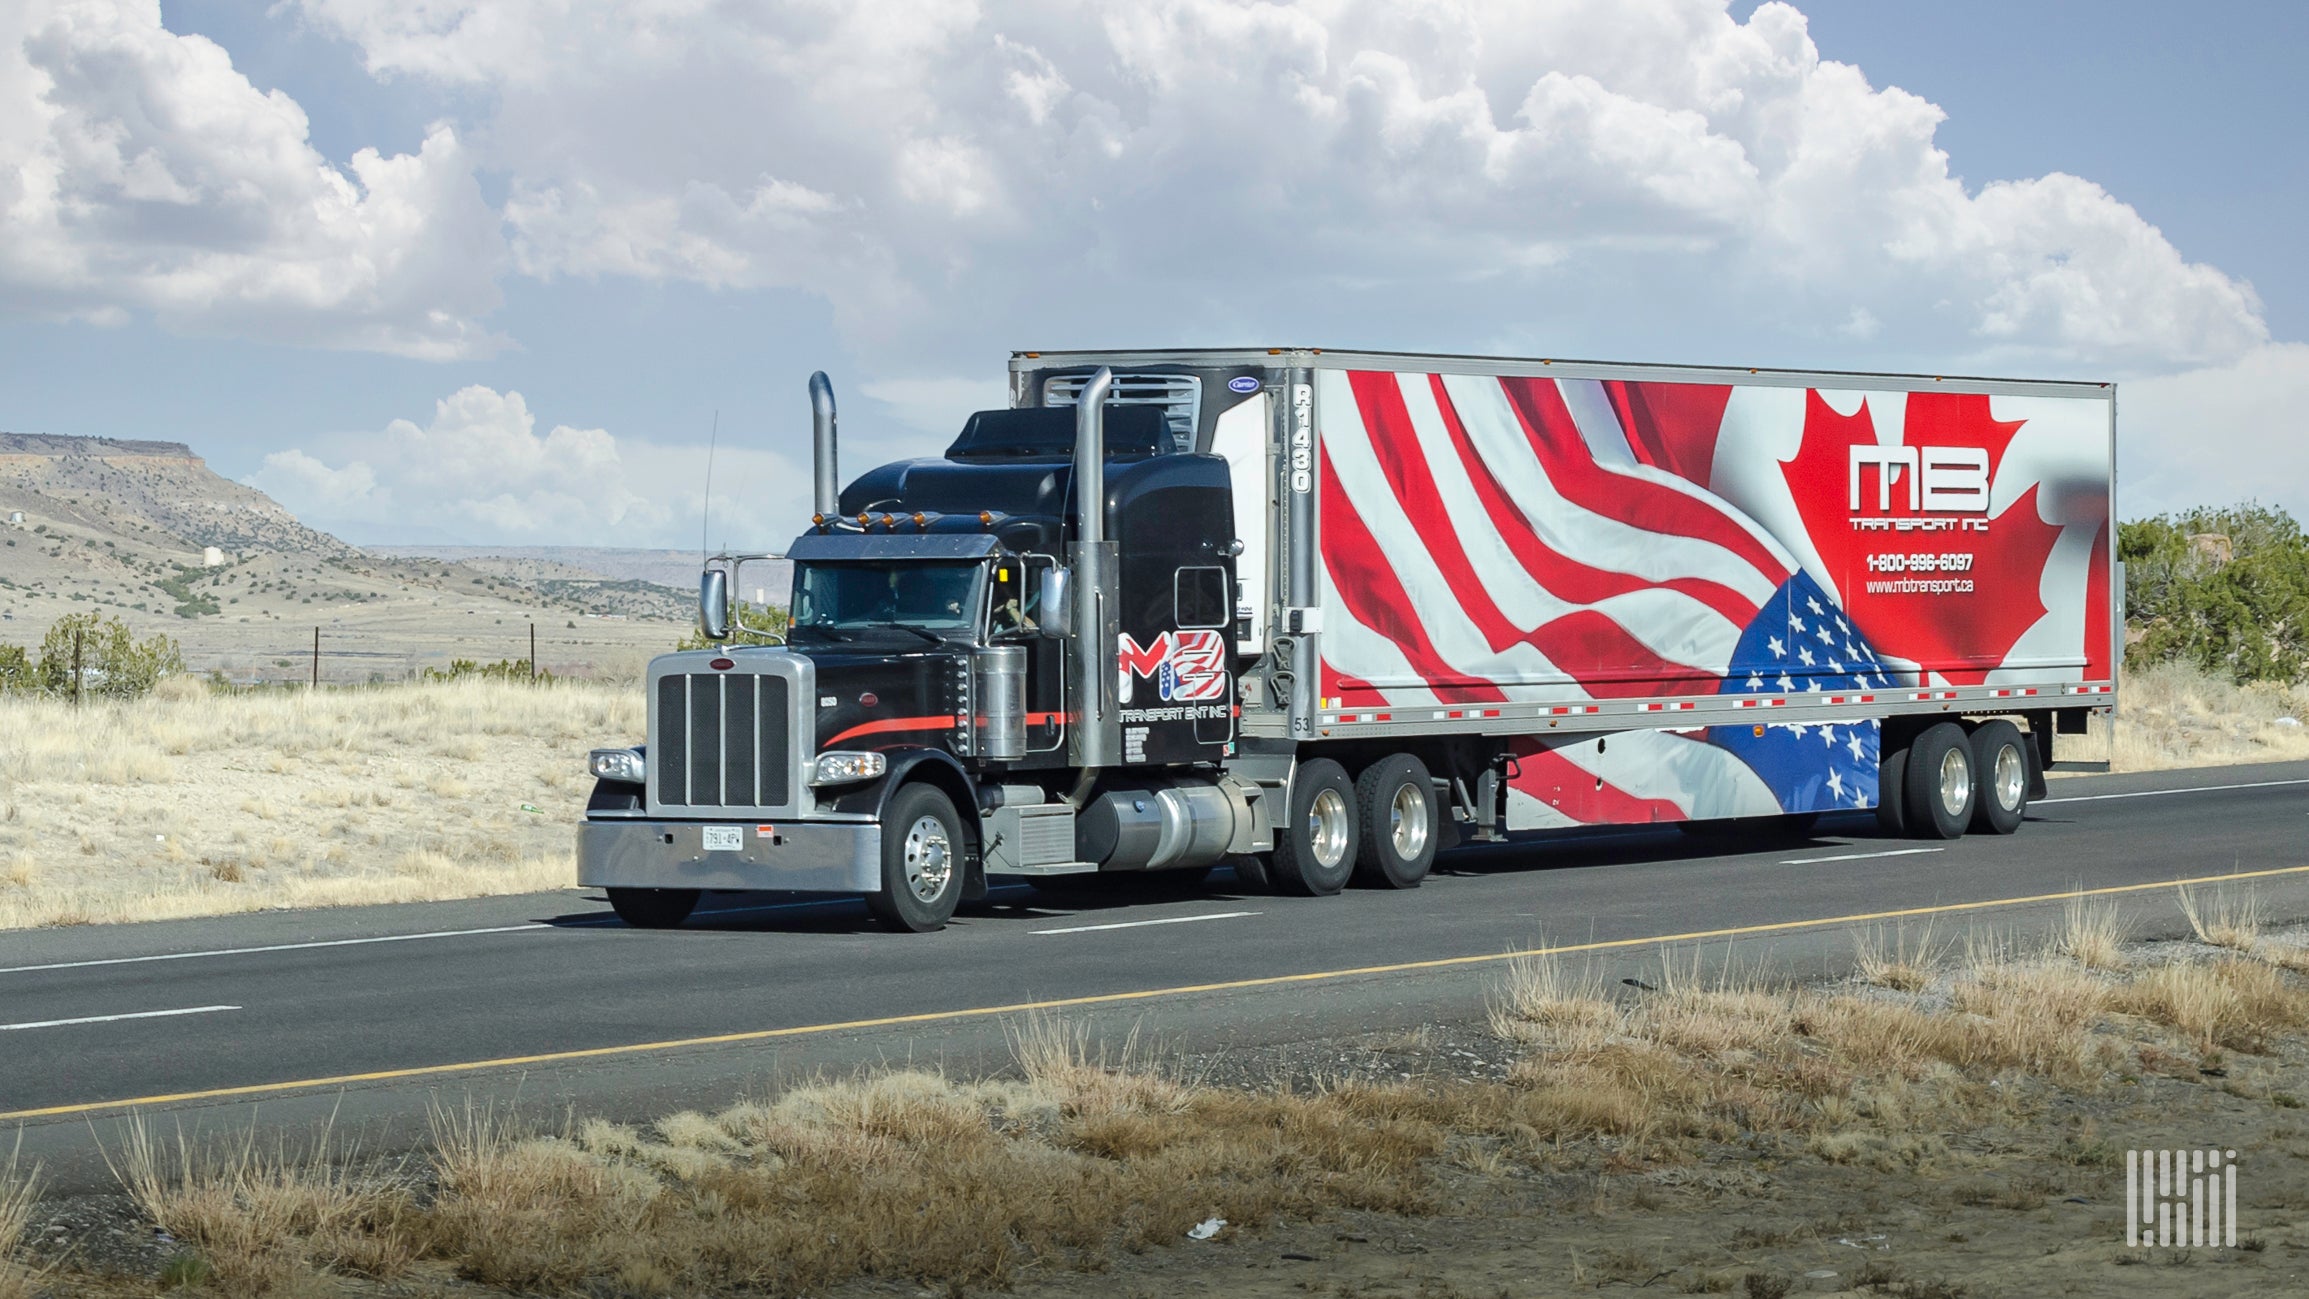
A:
0,432,200,460
0,430,359,560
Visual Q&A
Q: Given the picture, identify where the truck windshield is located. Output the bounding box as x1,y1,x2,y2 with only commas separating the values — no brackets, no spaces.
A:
790,561,984,639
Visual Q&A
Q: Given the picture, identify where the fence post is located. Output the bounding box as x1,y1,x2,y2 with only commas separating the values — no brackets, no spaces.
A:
72,626,83,709
311,627,320,689
530,622,537,682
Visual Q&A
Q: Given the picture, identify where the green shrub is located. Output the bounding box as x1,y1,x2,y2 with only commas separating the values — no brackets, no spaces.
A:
34,611,186,698
422,658,553,684
0,643,32,693
2121,504,2309,684
151,565,222,618
675,603,788,651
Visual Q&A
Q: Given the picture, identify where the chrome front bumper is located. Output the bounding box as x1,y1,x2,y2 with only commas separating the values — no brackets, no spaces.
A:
577,819,882,893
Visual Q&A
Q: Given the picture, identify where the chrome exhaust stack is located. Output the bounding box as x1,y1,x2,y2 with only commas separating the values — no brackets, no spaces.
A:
809,370,838,517
1069,366,1116,777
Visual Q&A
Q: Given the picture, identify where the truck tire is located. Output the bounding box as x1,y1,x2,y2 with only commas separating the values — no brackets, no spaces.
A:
865,783,965,933
1875,743,1909,836
1903,722,1973,840
1353,754,1436,889
1269,758,1357,897
607,887,699,929
1968,719,2029,835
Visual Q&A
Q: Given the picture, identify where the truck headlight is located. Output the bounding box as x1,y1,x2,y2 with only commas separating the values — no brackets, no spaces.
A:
589,748,647,784
810,751,887,786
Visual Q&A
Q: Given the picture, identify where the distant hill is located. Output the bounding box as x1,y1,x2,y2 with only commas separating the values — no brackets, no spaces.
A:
0,433,689,682
0,432,356,559
369,546,724,591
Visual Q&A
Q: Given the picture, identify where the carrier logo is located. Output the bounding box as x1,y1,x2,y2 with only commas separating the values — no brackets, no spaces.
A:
1118,629,1229,704
1850,444,1990,514
1228,375,1261,394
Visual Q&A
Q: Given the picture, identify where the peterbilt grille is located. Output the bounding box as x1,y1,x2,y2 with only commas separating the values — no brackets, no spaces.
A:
654,672,790,808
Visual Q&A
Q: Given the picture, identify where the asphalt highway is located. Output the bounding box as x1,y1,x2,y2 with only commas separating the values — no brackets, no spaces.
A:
5,759,2309,1190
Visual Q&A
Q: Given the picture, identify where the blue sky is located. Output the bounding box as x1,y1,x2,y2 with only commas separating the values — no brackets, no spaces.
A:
1,1,2301,547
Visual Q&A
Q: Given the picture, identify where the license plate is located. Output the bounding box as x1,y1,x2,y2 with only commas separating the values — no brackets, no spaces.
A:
701,826,744,853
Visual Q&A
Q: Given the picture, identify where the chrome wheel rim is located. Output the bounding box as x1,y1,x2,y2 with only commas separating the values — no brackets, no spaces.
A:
1307,788,1350,870
1938,746,1971,818
902,814,953,901
1389,782,1430,861
1994,743,2025,811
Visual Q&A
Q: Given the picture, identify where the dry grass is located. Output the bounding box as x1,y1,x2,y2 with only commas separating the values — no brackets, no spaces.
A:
0,679,641,928
103,1030,1464,1296
1854,919,1946,990
2113,957,2309,1054
2054,891,2134,970
0,1139,40,1299
109,1116,417,1295
63,922,2309,1297
2177,883,2264,952
2080,660,2309,772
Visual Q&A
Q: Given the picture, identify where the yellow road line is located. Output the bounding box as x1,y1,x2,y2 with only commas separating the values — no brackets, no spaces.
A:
9,860,2308,1123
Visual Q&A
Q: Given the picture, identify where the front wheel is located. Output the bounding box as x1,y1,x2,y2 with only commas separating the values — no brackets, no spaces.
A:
1269,759,1357,897
607,887,699,929
865,783,966,932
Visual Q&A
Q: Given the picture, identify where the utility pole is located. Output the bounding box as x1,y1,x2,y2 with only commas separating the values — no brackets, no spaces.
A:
311,627,320,689
529,621,537,682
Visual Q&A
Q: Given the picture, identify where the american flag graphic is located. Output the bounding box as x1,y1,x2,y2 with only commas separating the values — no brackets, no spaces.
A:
1160,630,1229,702
1318,368,1908,827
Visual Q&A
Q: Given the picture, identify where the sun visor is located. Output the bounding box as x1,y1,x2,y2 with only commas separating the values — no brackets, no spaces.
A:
786,532,1002,562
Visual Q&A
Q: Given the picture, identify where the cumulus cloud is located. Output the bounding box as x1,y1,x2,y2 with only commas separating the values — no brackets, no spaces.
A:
22,1,2302,538
249,386,809,549
285,0,2265,375
0,0,506,357
2121,344,2309,522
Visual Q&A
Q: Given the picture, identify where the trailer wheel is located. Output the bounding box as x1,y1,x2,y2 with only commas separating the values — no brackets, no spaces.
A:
606,888,699,929
1967,719,2029,835
1353,754,1437,889
1269,758,1358,897
864,783,965,933
1875,742,1909,836
1903,722,1973,840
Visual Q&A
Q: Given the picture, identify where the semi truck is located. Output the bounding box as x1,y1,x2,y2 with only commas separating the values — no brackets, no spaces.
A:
578,349,2118,932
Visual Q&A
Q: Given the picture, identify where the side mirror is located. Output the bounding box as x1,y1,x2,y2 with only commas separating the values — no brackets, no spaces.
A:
699,569,730,641
1038,566,1072,638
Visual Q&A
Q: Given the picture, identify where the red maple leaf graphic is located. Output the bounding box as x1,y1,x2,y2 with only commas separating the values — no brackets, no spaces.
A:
1778,391,2062,685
